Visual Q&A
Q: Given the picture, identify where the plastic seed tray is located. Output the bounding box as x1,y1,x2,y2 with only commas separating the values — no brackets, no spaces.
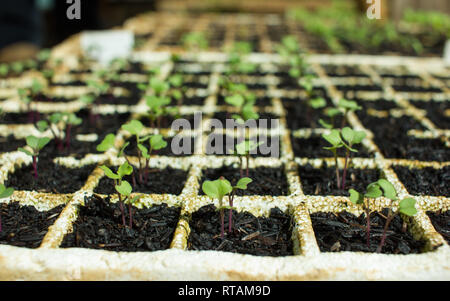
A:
0,15,449,280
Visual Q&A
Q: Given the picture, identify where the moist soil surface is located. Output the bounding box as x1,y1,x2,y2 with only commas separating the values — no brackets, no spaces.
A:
61,195,180,252
188,205,293,256
412,101,449,130
282,98,345,130
0,112,42,124
94,167,188,195
291,135,373,158
311,209,426,254
0,202,64,248
205,134,278,157
298,164,380,196
5,159,95,193
76,110,131,136
426,210,450,244
393,166,449,197
358,113,449,161
0,135,25,153
40,139,100,159
124,136,196,157
200,165,289,196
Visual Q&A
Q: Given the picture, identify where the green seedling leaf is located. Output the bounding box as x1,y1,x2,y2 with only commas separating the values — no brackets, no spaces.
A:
309,97,326,109
122,120,144,136
289,68,301,78
322,129,342,147
146,95,171,109
399,198,417,216
118,142,130,158
18,147,33,156
127,194,143,205
67,113,82,126
339,99,361,111
117,162,133,178
235,177,252,190
169,74,183,87
225,94,245,107
242,104,259,121
202,179,233,201
365,183,382,198
36,120,49,132
138,143,149,158
349,189,363,204
37,137,50,150
97,134,116,152
26,136,39,150
171,89,182,100
115,180,132,197
0,184,14,199
150,77,169,94
99,165,120,180
377,179,398,201
150,135,167,150
325,108,342,118
79,95,95,104
318,119,333,129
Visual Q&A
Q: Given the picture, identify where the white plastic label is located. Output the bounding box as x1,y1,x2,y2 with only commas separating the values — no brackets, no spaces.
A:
444,39,450,65
81,30,134,65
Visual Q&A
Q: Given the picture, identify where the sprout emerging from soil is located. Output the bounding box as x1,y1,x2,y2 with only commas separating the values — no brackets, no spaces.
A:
100,161,141,228
234,140,262,177
0,184,14,233
277,35,306,79
182,32,208,52
121,120,168,184
349,179,417,252
224,84,259,123
37,113,82,152
145,77,173,129
80,79,110,126
18,79,44,123
18,136,51,179
202,177,252,238
322,127,366,189
338,99,361,128
228,41,256,75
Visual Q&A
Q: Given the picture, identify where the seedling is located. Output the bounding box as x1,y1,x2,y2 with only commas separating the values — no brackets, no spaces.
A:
227,41,256,75
100,162,140,228
182,32,208,52
37,113,82,152
349,179,417,252
340,127,366,189
137,134,167,183
79,79,110,125
277,36,306,80
0,184,14,233
224,84,259,124
0,64,9,77
322,127,365,189
319,107,342,129
234,140,262,177
202,177,252,238
18,79,44,123
338,99,361,128
18,136,51,179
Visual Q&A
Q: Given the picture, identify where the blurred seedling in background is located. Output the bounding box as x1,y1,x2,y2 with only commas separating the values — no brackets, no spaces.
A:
18,136,51,179
18,79,44,123
36,112,82,152
202,177,252,238
349,179,417,253
277,35,307,80
338,99,361,128
79,79,110,126
182,32,208,53
233,140,263,177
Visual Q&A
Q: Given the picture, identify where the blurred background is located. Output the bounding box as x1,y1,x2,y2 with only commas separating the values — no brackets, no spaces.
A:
0,0,449,62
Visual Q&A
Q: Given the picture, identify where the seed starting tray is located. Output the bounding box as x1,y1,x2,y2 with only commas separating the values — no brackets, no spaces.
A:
0,27,450,280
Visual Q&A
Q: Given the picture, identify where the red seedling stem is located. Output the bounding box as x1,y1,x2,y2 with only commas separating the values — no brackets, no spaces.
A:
128,202,133,229
65,124,72,151
32,156,38,179
341,148,350,189
220,209,225,239
377,210,395,253
228,192,235,233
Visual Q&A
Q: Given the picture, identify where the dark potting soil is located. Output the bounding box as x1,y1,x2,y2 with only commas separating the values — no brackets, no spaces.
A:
94,167,188,195
358,113,449,161
76,110,131,136
298,164,380,196
291,135,373,158
200,165,289,196
212,112,279,128
183,96,205,106
393,166,449,197
60,195,180,252
217,95,272,107
188,204,293,256
95,94,141,105
283,98,345,130
40,139,100,159
124,136,196,157
140,114,198,129
0,135,25,153
412,101,449,130
0,202,64,248
426,210,450,244
205,134,278,158
310,209,426,254
0,112,41,124
5,159,95,193
357,99,398,111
